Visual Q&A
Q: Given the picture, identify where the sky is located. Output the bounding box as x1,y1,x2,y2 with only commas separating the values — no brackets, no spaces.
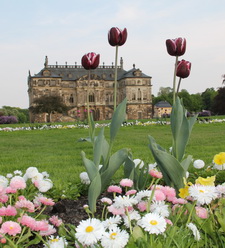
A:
0,0,225,109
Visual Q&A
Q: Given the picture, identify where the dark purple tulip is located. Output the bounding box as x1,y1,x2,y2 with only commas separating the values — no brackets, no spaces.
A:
108,27,128,46
81,52,100,70
176,60,191,78
166,38,186,56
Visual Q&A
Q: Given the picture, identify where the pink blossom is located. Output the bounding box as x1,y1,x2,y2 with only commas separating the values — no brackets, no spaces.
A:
49,215,63,227
5,206,17,216
125,189,137,196
39,224,56,236
39,196,55,206
161,186,176,199
173,198,187,205
137,201,147,212
0,221,21,236
101,197,112,205
18,195,26,201
149,169,163,179
167,196,177,202
33,220,49,231
195,206,208,219
107,205,125,215
0,194,8,203
0,237,6,244
5,187,17,194
120,178,133,188
154,190,166,201
15,199,35,212
18,215,36,229
107,185,122,194
10,176,26,190
0,217,2,224
165,218,173,225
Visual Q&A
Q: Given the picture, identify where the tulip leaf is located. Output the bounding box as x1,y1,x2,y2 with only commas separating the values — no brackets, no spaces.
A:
81,151,98,181
93,127,104,167
88,172,102,213
148,135,185,192
110,98,127,143
124,154,135,179
101,137,110,168
101,148,128,190
181,155,192,171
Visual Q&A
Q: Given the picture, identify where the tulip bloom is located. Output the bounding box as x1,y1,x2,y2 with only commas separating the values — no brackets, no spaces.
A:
166,37,186,56
176,60,191,78
108,27,127,46
81,52,100,70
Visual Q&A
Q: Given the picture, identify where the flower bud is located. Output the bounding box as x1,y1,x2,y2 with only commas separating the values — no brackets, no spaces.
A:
166,37,186,56
176,60,191,78
81,52,100,70
108,27,127,46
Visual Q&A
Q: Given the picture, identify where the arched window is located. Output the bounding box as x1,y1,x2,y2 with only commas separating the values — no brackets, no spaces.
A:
138,89,141,101
69,94,74,103
132,93,136,100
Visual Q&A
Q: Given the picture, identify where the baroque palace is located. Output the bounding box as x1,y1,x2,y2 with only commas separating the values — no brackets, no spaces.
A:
28,56,153,122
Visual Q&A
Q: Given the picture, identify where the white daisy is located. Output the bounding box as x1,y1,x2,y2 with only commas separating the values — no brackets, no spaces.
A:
79,172,90,185
44,235,68,247
216,185,225,197
6,173,13,179
0,176,8,187
37,179,53,192
123,210,141,228
188,185,218,205
138,213,167,235
150,201,170,218
31,172,44,183
193,160,205,169
187,223,201,241
133,159,144,169
113,195,138,208
13,170,23,176
103,216,122,230
101,226,129,248
75,218,105,246
135,190,152,202
25,167,39,178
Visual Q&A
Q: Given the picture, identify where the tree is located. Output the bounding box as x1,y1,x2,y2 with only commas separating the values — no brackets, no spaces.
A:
212,87,225,115
201,88,217,111
0,106,29,123
29,95,69,122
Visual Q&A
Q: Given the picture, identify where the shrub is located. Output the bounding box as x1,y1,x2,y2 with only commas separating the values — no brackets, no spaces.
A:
0,116,18,124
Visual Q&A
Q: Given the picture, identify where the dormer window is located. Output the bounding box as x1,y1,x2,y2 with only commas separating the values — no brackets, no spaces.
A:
42,70,51,77
133,69,142,77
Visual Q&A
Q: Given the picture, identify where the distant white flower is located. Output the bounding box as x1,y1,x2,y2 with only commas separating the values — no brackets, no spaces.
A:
44,235,68,247
42,171,50,178
103,216,122,230
138,213,167,235
193,160,205,169
123,210,141,228
6,173,13,179
216,185,225,197
113,195,138,208
75,218,105,246
31,173,44,183
188,185,218,205
135,190,152,202
150,201,170,218
148,163,157,171
187,223,201,241
13,170,23,176
133,159,144,169
0,176,8,188
36,179,53,192
101,226,129,248
79,172,90,185
186,171,189,178
25,167,39,178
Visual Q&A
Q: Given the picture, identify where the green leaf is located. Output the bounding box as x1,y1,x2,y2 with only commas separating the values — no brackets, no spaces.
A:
101,136,110,166
124,154,135,179
132,225,144,241
88,172,102,212
181,155,192,171
110,98,127,143
93,127,104,167
101,148,128,190
81,151,98,181
90,113,95,143
148,135,185,192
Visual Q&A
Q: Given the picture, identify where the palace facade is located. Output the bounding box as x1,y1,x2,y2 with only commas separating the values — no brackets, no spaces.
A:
28,57,153,122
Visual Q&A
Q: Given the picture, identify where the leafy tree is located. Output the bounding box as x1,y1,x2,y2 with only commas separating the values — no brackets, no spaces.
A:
212,87,225,115
201,88,217,111
190,93,203,112
29,95,69,122
0,106,29,123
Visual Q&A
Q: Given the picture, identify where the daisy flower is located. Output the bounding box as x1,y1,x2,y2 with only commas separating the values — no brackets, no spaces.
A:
113,195,138,208
120,178,133,188
150,201,170,218
0,221,21,236
101,226,129,248
135,190,152,202
188,185,218,205
75,218,105,246
122,210,141,228
44,235,68,248
138,213,167,235
103,216,122,230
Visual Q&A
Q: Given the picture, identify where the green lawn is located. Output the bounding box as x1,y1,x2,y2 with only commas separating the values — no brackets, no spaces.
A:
0,122,224,188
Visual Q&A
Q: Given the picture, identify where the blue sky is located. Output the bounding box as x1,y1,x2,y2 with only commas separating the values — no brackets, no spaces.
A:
0,0,225,108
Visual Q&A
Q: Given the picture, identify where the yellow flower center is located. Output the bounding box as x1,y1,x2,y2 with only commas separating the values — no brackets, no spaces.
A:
9,226,14,230
199,189,204,193
110,232,117,240
85,226,94,233
150,220,158,225
50,238,59,243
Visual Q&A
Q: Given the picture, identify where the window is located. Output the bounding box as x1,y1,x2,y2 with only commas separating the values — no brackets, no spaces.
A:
138,89,141,101
132,93,136,100
69,94,74,103
89,93,95,102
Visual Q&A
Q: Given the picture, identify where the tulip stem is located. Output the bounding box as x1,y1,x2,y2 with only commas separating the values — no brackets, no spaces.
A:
176,77,182,94
113,45,119,111
87,70,91,138
173,56,179,104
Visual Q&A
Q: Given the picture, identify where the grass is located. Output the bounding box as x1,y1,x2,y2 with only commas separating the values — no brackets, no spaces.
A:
0,122,225,189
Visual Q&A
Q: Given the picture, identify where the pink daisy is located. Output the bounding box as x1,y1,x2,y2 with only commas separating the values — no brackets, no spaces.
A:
120,178,133,188
49,215,63,227
149,169,163,179
0,221,21,236
195,206,208,219
15,199,35,212
10,176,26,190
107,185,122,194
39,196,55,206
126,189,137,196
18,215,36,229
